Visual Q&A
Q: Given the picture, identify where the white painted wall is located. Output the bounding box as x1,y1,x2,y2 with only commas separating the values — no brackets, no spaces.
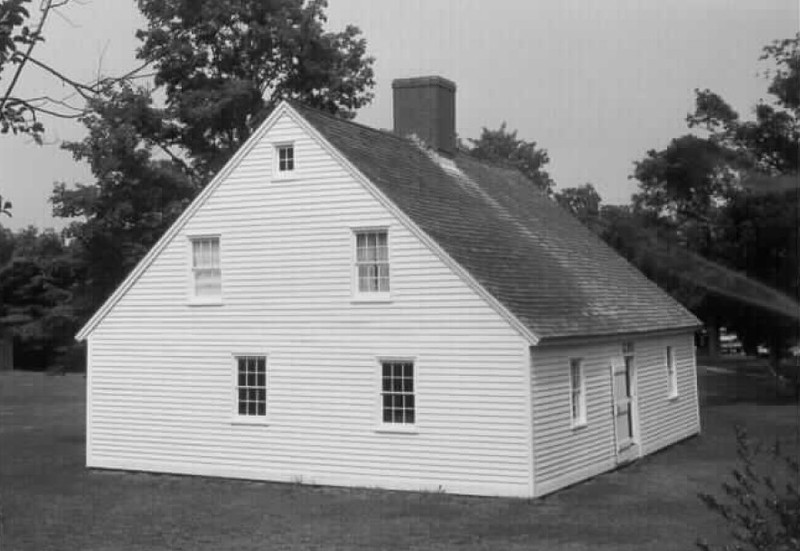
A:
530,330,699,497
86,111,533,498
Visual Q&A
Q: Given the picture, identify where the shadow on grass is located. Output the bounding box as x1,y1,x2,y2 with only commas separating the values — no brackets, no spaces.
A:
698,356,799,407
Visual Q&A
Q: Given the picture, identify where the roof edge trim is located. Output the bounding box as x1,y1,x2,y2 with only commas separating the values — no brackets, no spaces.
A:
74,101,293,341
287,105,539,345
534,324,701,348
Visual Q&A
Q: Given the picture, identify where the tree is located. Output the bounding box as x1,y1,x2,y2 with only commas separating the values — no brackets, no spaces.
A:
0,227,80,369
685,35,799,359
53,85,197,309
52,0,376,323
554,183,602,231
0,192,10,218
632,135,736,241
134,0,375,177
1,0,150,141
466,122,554,193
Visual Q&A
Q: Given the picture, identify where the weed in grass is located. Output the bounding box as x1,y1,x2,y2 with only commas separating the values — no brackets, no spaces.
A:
696,425,800,551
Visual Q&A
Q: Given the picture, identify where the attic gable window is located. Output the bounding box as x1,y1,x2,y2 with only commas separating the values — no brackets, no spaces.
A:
354,229,390,298
275,144,294,175
190,236,221,301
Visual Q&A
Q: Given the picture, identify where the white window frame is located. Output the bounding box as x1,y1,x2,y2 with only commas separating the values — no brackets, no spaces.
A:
352,228,391,302
375,357,418,433
231,353,270,425
569,358,587,428
187,235,223,305
273,142,296,180
666,345,678,399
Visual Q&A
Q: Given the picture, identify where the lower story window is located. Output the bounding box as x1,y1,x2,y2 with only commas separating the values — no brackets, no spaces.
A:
570,358,586,425
381,360,415,424
236,355,266,416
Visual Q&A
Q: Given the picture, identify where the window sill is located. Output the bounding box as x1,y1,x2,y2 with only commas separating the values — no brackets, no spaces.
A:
351,294,392,304
571,421,588,431
667,394,680,402
187,299,224,307
374,425,418,435
272,172,299,182
230,417,269,426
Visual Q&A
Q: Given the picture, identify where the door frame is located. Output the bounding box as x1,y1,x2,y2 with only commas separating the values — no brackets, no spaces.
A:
611,351,640,464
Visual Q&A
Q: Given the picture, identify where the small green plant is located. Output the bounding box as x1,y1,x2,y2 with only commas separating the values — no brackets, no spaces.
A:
697,426,800,551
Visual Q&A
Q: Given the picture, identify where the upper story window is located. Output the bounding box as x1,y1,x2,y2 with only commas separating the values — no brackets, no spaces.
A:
381,360,415,425
355,230,390,296
276,144,294,174
191,236,221,300
569,358,586,426
666,346,678,398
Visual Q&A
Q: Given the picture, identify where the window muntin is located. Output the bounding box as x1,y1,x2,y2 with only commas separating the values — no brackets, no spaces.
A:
381,360,414,424
569,358,586,426
666,346,678,398
236,355,266,417
191,237,221,298
355,230,389,294
277,144,294,173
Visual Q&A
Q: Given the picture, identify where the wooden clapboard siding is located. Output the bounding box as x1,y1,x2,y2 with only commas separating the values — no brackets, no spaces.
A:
530,330,698,497
635,332,701,455
87,111,533,498
530,341,618,496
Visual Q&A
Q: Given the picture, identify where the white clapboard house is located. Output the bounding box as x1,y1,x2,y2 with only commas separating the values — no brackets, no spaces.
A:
76,76,701,498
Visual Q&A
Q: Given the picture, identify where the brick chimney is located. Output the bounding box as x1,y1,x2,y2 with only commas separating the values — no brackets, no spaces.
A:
392,76,456,156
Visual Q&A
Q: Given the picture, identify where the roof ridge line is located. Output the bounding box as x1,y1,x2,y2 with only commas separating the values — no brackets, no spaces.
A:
286,100,415,147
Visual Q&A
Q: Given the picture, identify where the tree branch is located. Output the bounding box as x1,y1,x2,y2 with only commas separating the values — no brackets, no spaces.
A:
0,0,58,115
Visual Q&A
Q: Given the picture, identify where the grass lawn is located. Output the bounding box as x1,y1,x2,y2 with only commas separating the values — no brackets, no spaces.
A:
1,362,798,551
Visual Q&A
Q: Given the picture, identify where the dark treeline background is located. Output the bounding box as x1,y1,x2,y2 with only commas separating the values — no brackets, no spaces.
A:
1,0,797,372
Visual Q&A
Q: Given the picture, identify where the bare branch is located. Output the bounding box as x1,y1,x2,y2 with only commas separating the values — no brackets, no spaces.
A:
0,0,58,115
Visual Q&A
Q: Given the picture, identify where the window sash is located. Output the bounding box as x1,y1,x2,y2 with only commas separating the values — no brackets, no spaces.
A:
191,237,221,297
236,356,267,416
355,231,390,293
381,361,414,424
666,346,677,396
569,359,584,423
278,146,294,172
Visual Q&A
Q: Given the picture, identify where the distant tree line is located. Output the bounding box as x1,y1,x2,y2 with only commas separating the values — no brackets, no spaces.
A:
0,0,796,373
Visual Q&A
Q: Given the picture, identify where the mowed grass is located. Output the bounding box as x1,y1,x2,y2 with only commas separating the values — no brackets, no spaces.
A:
1,363,798,551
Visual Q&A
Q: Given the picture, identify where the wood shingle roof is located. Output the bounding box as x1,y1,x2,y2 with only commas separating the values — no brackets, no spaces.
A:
295,102,700,341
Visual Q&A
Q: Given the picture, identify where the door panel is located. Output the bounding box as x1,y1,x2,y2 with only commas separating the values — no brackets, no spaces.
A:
612,355,638,463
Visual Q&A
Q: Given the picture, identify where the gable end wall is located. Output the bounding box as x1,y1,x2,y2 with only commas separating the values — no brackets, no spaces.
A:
86,112,533,498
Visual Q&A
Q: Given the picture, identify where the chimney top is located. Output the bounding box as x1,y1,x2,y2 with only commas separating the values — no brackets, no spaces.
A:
391,76,456,93
392,75,457,156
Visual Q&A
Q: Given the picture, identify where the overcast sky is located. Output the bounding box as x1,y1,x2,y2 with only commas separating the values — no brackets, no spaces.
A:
0,0,797,231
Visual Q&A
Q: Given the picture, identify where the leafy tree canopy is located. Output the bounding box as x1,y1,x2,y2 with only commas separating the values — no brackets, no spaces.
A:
554,183,601,229
466,122,554,193
135,0,375,176
52,0,376,317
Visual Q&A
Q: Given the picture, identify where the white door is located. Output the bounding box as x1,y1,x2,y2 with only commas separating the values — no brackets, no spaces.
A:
612,354,638,464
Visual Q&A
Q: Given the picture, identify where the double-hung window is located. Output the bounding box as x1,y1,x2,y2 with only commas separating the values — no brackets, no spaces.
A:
275,144,295,176
381,360,415,425
570,358,586,426
666,346,678,398
355,230,390,296
236,355,267,417
191,236,221,300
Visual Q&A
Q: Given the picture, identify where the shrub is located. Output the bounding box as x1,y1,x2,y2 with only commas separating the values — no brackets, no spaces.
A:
697,426,800,550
